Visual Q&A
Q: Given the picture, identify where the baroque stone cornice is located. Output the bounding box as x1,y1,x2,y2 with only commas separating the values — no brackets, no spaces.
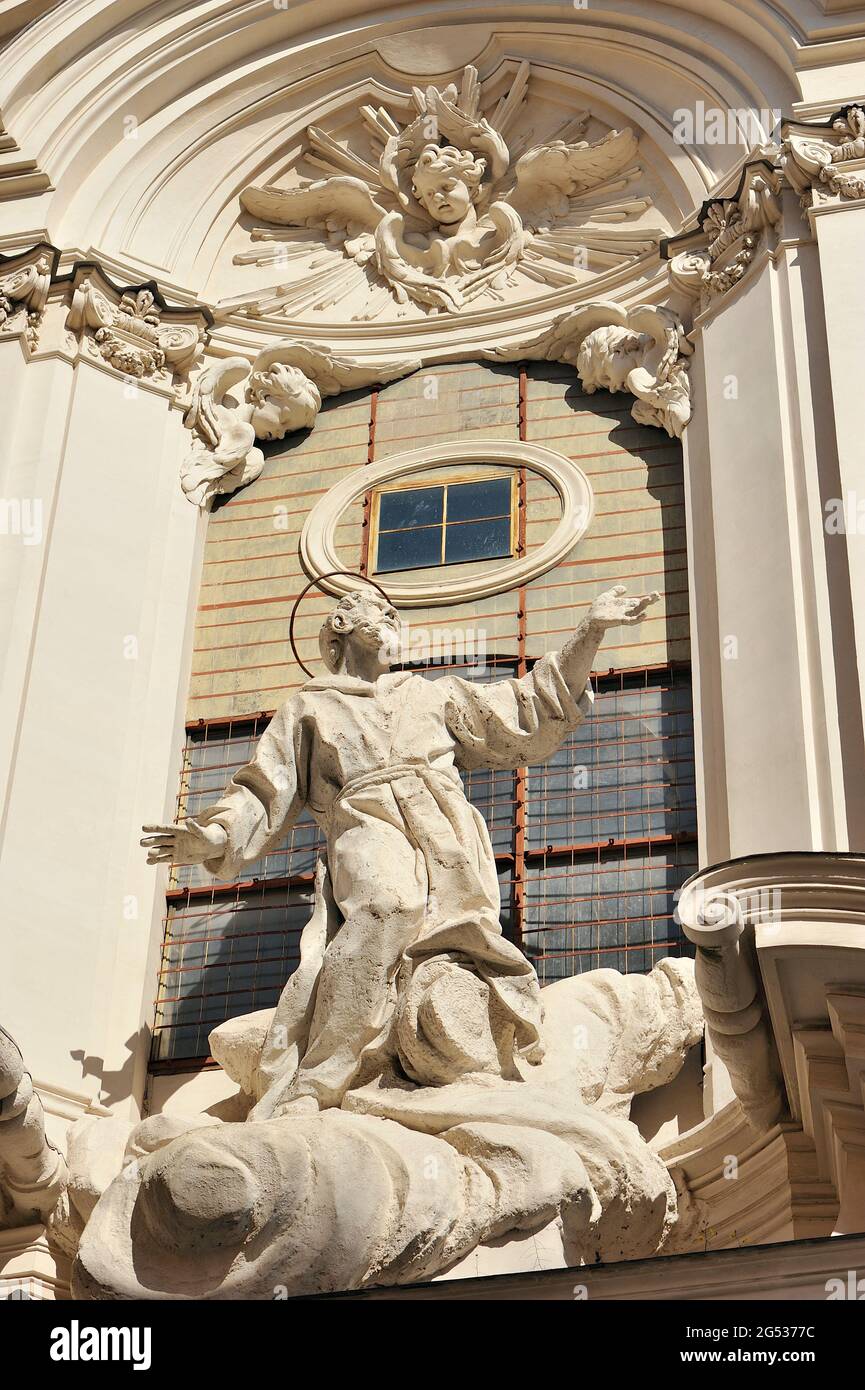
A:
0,243,213,389
782,103,865,209
0,111,51,198
661,157,783,313
677,851,865,1228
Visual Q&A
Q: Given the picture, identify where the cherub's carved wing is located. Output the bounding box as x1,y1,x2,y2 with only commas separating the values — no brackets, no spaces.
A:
489,302,632,366
240,176,386,232
252,342,421,397
509,128,640,229
184,356,252,449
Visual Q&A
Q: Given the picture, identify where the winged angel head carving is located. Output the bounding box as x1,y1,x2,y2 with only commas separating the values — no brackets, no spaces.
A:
181,343,421,507
236,63,655,319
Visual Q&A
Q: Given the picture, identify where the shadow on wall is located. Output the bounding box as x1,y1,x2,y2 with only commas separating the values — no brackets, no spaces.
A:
69,1024,150,1109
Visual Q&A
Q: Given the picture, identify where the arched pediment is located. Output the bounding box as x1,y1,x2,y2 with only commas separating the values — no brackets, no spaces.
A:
0,0,808,328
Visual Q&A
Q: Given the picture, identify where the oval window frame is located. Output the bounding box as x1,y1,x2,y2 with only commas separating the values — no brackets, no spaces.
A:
300,439,594,608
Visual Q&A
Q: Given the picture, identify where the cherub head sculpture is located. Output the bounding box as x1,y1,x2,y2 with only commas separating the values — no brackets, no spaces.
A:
575,325,646,396
247,362,322,442
410,144,487,226
319,591,402,674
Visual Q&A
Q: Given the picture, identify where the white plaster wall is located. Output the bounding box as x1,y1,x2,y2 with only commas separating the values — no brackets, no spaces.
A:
811,202,865,848
683,208,861,862
0,355,204,1121
691,267,814,855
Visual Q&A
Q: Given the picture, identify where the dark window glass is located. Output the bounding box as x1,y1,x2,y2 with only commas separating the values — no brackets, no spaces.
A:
522,668,696,984
446,476,511,523
373,476,514,573
376,525,443,573
445,517,511,565
526,672,697,850
173,722,325,892
152,887,314,1062
522,842,697,984
378,485,443,532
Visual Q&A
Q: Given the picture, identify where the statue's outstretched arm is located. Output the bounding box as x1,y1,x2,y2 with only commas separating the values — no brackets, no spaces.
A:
140,701,305,880
447,587,659,772
556,584,660,696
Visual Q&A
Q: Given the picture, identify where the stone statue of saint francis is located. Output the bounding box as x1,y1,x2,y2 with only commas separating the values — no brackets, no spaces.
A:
141,584,658,1114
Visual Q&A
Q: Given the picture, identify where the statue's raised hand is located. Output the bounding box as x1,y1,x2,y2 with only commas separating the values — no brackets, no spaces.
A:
140,819,227,866
587,584,660,628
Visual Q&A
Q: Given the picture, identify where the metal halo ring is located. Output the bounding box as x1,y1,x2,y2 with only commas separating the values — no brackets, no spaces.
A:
288,570,395,678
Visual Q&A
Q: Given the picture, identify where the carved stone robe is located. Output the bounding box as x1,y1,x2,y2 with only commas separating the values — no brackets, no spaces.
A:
195,656,592,1108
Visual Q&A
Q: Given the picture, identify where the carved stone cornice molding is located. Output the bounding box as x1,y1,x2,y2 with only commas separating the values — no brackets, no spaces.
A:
782,104,865,209
64,265,209,383
661,158,783,313
0,243,54,349
677,851,865,1235
0,112,51,198
0,243,213,393
660,1103,837,1254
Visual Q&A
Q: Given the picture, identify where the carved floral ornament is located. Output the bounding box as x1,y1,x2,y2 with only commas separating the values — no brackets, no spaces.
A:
0,247,211,384
66,271,207,381
663,158,783,313
782,104,865,207
0,245,52,349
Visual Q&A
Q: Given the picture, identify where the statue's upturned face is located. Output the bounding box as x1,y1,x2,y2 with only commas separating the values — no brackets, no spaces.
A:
343,596,402,664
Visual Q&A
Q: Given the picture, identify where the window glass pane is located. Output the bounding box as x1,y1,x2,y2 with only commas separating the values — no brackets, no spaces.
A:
521,843,697,985
446,477,512,523
152,887,314,1062
525,671,697,851
378,485,443,532
444,516,511,565
174,721,325,891
376,525,442,573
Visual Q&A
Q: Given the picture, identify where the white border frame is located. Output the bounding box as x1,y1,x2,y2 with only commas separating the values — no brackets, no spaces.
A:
300,439,594,607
